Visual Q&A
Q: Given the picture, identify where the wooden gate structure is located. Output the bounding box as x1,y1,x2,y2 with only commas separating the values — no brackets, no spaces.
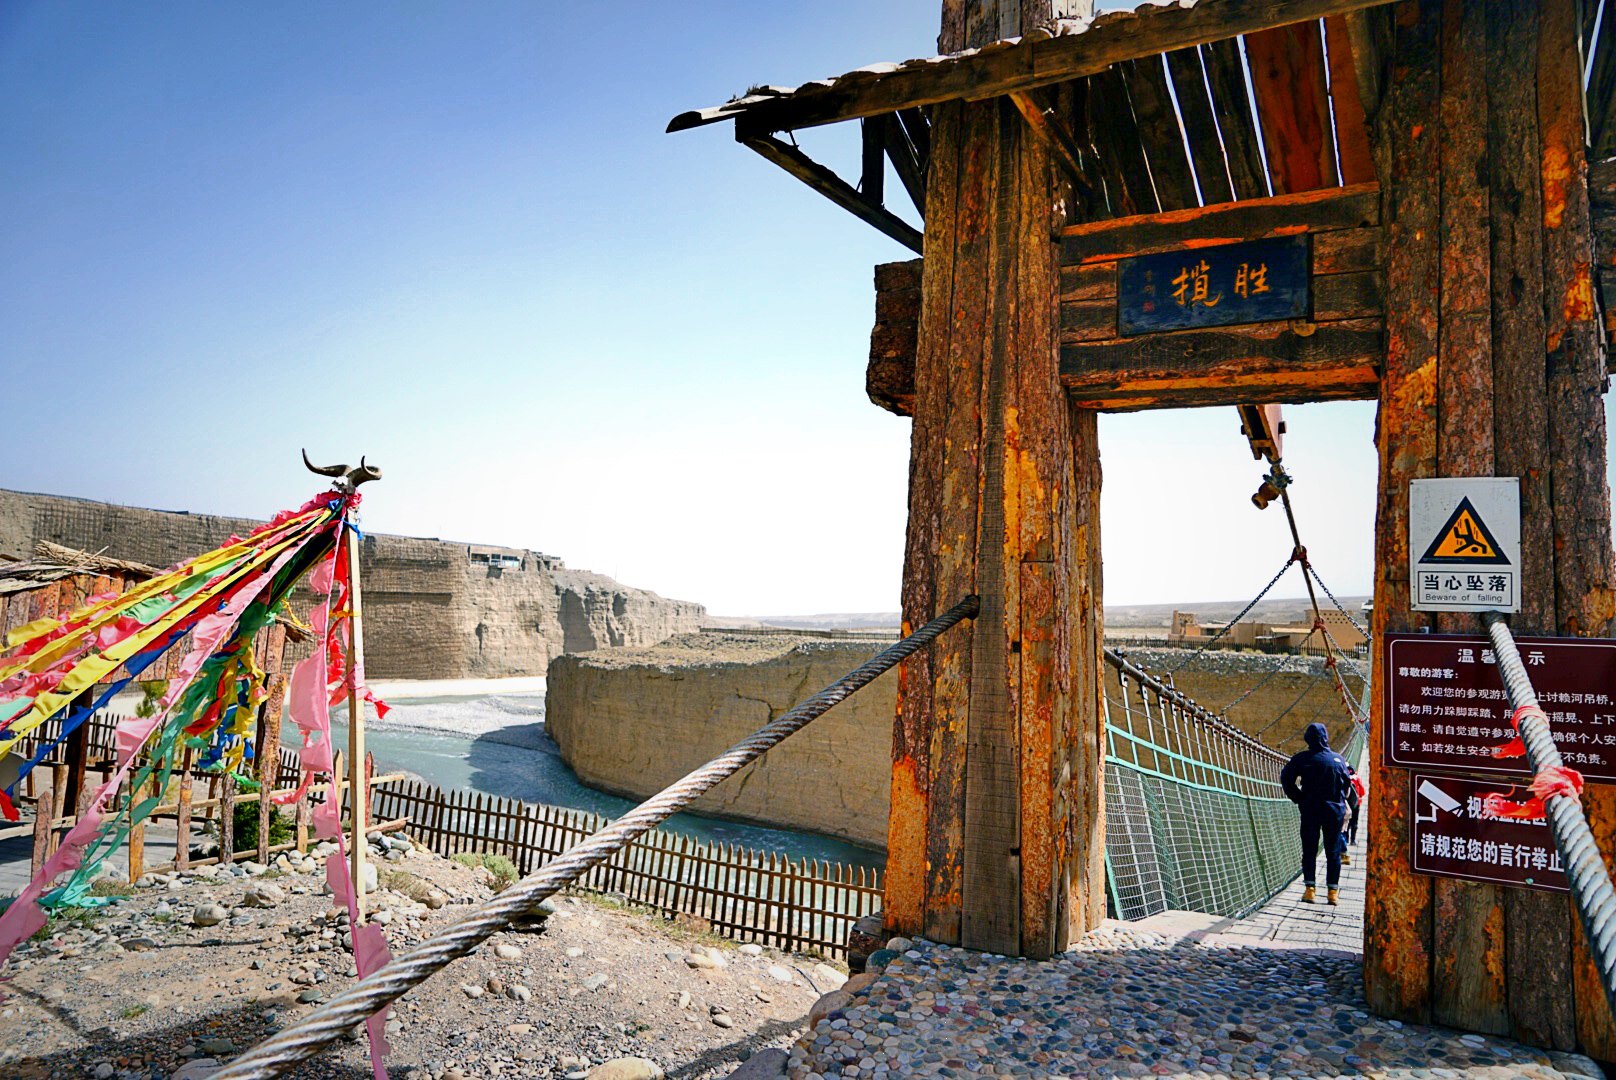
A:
672,0,1616,1057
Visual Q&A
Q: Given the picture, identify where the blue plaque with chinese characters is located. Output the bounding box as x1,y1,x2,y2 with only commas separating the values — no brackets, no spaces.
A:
1116,234,1310,336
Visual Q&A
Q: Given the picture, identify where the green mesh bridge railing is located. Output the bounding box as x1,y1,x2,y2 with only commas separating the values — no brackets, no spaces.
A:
1103,649,1368,921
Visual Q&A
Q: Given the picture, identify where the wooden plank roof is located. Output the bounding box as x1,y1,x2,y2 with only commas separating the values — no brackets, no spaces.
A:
667,0,1398,136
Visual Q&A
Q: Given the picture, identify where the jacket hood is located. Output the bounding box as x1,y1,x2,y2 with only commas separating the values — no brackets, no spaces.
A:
1304,722,1329,750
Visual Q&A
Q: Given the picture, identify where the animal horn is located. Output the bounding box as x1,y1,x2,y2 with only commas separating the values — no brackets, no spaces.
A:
302,449,347,478
352,456,383,485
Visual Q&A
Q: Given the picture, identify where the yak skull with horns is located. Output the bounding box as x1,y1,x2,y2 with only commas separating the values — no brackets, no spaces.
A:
302,449,383,493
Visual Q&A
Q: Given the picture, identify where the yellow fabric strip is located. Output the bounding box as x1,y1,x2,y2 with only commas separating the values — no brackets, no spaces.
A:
0,522,327,757
0,507,326,654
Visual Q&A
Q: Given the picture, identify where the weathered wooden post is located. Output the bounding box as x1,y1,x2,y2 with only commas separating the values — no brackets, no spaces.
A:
255,623,287,864
885,0,1106,959
1364,0,1616,1055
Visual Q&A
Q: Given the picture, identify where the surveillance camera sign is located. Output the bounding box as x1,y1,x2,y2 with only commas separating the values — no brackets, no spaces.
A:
1410,773,1567,892
1410,478,1521,612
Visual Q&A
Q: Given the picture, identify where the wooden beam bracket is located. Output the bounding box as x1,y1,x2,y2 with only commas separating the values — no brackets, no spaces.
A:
740,129,924,254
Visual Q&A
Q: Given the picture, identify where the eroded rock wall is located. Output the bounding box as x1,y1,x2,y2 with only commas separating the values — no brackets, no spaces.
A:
546,633,896,849
0,487,704,679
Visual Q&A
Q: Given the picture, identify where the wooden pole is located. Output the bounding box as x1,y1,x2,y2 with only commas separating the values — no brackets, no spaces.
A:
175,746,194,872
886,0,1103,959
1362,0,1616,1055
63,690,92,818
345,527,369,922
219,770,236,868
30,789,53,878
256,671,285,865
128,774,146,884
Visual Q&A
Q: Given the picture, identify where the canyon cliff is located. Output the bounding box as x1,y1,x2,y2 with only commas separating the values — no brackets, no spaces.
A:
0,487,703,679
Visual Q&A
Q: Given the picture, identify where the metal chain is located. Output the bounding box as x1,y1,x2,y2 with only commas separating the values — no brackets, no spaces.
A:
1218,663,1288,718
213,596,981,1080
1253,671,1327,740
1307,563,1369,638
1168,554,1297,675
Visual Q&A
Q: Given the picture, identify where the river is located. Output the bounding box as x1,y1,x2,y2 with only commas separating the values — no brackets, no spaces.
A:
301,689,885,873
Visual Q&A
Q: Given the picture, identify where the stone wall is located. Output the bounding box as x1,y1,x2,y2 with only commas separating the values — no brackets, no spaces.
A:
0,487,704,679
546,636,1365,851
546,633,898,849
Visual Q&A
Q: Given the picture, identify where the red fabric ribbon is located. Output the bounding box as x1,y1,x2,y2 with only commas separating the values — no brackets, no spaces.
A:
1482,765,1585,821
1489,703,1546,759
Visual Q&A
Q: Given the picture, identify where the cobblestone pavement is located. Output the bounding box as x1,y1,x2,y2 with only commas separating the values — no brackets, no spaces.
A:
786,927,1602,1079
786,827,1604,1079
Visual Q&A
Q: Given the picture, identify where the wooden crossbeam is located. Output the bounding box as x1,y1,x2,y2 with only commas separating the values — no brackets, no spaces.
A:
1059,320,1382,410
741,133,924,253
1060,182,1378,264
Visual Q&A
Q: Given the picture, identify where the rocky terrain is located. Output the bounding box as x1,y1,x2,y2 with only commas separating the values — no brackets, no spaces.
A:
0,838,845,1080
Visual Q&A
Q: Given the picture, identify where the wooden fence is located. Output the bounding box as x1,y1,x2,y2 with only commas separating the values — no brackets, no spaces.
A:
372,778,883,958
6,712,884,957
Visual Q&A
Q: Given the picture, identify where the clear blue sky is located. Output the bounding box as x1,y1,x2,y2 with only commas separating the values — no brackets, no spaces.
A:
2,2,1388,615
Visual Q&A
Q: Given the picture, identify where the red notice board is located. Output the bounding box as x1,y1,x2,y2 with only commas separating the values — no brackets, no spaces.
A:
1383,632,1616,783
1410,773,1568,892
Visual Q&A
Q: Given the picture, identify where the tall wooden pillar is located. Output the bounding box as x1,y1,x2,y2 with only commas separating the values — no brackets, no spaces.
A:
886,0,1105,959
1365,0,1616,1055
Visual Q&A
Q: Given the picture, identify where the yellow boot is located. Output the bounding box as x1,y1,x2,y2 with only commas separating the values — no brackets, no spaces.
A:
1341,853,1352,866
1328,888,1340,906
1302,885,1316,903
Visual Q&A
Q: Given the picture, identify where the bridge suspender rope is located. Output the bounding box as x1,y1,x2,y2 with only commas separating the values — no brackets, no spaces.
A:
213,596,982,1080
1481,612,1616,1018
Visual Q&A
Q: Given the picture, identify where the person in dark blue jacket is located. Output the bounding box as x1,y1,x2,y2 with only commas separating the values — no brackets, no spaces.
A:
1280,722,1354,905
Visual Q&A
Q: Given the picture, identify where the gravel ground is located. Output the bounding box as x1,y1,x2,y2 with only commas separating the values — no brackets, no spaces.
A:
785,929,1604,1080
0,839,843,1080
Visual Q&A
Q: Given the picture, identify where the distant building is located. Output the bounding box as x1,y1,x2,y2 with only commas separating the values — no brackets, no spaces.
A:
1166,610,1206,644
1166,607,1364,657
1265,608,1367,656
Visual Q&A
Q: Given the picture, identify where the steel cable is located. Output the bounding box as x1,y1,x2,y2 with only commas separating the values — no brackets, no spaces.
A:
1482,612,1616,1019
213,595,981,1080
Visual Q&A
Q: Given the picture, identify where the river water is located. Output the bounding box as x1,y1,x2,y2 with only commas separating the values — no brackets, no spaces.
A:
303,690,884,873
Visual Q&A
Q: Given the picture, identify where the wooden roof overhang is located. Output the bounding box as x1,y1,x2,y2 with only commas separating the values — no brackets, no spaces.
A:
668,0,1400,259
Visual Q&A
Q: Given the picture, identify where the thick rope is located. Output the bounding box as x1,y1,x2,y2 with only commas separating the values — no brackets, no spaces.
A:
213,595,980,1080
1482,612,1616,1019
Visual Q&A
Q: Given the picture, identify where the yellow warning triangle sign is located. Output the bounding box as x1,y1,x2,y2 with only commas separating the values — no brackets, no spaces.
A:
1420,497,1511,565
